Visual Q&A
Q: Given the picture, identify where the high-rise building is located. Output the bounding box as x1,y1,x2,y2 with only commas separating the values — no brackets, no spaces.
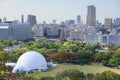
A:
53,19,56,24
76,15,81,24
3,17,7,22
104,18,112,32
0,18,2,23
21,14,24,23
27,14,37,26
86,5,96,27
113,18,120,28
69,20,75,25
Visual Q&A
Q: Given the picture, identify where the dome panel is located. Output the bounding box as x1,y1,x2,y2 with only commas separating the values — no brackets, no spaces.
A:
12,51,47,73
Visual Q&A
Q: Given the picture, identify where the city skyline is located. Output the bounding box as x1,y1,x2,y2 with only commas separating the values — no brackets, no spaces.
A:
0,0,120,23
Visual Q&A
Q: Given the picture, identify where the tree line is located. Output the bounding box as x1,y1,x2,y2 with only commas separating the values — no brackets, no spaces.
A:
0,40,120,68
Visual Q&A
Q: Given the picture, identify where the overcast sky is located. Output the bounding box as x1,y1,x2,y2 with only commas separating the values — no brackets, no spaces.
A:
0,0,120,23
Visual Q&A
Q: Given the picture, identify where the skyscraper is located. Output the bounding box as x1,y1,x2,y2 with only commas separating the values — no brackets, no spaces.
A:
104,18,112,32
21,14,24,23
76,15,81,24
87,5,96,27
0,18,2,23
3,17,7,22
27,14,37,26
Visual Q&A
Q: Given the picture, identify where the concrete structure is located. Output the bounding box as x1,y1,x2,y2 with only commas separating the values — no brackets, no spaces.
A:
21,14,24,23
76,15,81,24
12,23,33,40
0,23,33,41
0,18,2,23
84,26,98,44
113,18,120,28
3,17,7,22
27,14,37,26
45,24,59,38
60,29,68,40
69,29,84,40
109,34,120,45
0,23,10,40
32,24,44,41
87,5,96,27
68,20,75,25
104,18,112,32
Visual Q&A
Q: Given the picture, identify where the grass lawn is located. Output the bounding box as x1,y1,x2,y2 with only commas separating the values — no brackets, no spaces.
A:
26,64,120,79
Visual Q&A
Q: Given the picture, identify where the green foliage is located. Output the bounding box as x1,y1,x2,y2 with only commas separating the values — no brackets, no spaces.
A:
67,44,79,52
86,73,94,80
107,48,120,67
0,40,119,68
40,76,54,80
55,69,85,80
93,71,120,80
76,50,94,64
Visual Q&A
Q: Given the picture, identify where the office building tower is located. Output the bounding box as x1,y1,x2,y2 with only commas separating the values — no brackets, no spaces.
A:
21,14,24,23
87,5,96,26
76,15,81,24
0,18,2,23
104,18,112,32
3,17,7,22
113,18,120,28
69,20,75,25
27,14,37,26
53,19,56,24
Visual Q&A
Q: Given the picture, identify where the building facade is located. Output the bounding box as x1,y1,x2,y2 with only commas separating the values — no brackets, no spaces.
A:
27,15,37,26
0,23,10,40
87,5,96,27
104,18,112,32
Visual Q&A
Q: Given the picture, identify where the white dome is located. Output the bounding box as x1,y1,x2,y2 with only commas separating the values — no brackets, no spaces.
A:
12,51,47,73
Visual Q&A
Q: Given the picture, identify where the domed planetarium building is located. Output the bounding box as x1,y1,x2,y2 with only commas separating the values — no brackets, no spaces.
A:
12,51,48,73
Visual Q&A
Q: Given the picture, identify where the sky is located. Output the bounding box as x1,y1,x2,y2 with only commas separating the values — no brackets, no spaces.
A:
0,0,120,23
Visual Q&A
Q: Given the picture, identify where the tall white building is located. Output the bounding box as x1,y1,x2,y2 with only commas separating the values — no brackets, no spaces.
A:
84,26,98,44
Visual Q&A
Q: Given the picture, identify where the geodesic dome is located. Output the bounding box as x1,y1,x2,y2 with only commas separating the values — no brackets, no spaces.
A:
12,51,47,73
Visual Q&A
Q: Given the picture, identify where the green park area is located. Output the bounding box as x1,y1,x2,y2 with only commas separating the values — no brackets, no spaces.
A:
26,64,120,79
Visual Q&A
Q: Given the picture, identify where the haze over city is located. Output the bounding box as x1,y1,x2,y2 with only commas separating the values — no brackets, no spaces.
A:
0,0,120,23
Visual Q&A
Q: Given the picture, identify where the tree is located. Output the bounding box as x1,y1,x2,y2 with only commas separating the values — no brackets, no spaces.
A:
55,69,85,80
67,44,79,53
0,51,9,72
76,50,94,64
86,73,94,80
93,71,120,80
107,48,120,67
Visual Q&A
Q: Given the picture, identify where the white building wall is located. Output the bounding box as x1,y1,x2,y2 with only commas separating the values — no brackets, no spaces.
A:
70,31,84,40
84,34,98,44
